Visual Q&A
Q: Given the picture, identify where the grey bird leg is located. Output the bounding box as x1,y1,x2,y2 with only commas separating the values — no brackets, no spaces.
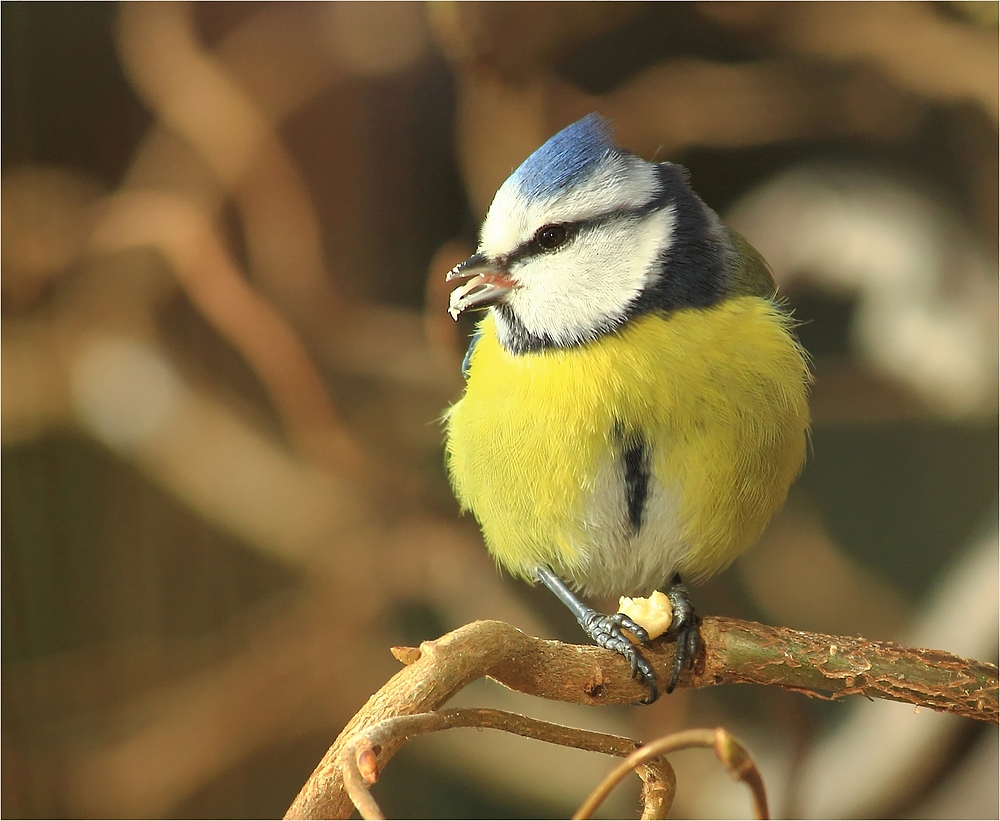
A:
664,573,701,694
535,566,659,703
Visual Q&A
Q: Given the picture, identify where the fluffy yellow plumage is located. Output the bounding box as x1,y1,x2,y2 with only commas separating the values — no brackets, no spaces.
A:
446,296,811,596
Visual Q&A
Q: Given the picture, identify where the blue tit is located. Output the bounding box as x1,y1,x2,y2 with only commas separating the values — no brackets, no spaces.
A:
444,114,811,701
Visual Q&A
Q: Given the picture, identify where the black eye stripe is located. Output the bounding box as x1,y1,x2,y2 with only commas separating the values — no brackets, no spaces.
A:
502,195,668,268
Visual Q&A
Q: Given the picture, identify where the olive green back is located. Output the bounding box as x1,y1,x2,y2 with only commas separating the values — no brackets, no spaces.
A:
726,228,777,300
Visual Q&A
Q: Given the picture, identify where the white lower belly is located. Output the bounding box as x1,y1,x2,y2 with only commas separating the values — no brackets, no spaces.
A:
557,457,688,597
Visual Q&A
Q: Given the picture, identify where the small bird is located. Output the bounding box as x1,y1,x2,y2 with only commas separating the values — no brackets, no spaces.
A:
444,114,810,701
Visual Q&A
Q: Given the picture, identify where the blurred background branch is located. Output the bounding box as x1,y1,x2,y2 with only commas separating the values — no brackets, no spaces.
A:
3,2,997,818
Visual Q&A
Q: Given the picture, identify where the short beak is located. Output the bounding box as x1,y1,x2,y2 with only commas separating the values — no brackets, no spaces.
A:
446,253,516,320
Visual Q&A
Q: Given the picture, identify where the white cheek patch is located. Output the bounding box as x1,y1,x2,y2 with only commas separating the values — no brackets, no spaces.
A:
479,156,661,259
499,207,676,346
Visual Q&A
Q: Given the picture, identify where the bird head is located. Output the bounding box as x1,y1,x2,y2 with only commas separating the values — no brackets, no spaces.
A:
447,114,732,353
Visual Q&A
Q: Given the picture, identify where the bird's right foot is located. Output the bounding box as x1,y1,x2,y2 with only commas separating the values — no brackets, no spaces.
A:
578,608,659,704
534,566,659,703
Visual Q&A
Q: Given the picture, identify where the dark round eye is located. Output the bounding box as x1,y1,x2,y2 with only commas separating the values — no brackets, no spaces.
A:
535,223,569,251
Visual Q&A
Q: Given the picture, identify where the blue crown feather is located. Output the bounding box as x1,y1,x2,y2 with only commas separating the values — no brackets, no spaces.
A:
509,114,618,199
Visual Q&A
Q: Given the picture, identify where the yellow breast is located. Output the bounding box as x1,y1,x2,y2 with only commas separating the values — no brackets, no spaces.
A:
445,296,811,595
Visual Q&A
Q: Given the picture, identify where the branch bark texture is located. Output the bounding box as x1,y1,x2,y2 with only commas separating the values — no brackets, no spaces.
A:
284,617,999,819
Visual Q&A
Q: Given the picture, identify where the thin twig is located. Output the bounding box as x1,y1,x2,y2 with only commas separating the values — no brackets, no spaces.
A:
338,707,674,820
574,727,768,820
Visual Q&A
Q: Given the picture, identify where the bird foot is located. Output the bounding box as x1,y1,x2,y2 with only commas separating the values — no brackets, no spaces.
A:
578,609,659,704
664,575,701,694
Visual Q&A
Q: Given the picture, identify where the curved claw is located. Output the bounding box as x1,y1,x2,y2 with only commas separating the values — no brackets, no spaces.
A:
532,567,662,703
665,575,702,694
580,611,659,703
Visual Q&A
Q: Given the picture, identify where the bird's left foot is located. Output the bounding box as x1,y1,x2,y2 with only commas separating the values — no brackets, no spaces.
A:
664,574,701,693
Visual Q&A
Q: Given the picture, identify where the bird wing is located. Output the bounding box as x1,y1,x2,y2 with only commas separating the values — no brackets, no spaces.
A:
461,326,483,379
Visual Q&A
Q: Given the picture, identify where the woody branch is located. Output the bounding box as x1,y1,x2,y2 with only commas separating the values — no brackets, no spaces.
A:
284,617,998,819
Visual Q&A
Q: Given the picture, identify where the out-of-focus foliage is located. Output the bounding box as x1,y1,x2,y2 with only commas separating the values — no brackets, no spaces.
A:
2,3,996,818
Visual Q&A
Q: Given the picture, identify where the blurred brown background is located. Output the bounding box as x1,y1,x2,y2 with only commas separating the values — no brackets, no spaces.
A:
2,2,997,818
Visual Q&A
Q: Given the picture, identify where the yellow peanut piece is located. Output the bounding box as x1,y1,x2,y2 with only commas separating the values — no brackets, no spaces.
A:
617,590,674,641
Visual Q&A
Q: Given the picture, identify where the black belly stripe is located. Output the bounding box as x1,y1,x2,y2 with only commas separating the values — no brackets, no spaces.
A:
614,424,650,534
